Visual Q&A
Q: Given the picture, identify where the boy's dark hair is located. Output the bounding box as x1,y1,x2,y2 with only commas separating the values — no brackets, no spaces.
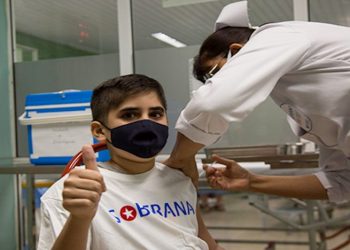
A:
91,74,167,123
193,26,255,83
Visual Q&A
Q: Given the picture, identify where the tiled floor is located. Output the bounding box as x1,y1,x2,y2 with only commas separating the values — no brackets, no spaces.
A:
200,193,350,250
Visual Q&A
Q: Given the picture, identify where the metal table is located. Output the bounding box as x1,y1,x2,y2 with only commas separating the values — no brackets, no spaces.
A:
0,158,64,250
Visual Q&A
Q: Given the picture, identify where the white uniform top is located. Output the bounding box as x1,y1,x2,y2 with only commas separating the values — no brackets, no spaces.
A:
37,162,208,250
176,21,350,203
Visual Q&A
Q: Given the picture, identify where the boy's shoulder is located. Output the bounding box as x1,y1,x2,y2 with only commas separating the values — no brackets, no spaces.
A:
40,175,65,203
155,162,191,180
41,166,85,202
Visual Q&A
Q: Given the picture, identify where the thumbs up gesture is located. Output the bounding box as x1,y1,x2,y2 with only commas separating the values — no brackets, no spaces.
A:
62,144,106,221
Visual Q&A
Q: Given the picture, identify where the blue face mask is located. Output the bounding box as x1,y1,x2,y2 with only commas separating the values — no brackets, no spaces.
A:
102,120,168,158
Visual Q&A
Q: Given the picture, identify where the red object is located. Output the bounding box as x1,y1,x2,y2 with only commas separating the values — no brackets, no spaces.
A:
61,142,107,177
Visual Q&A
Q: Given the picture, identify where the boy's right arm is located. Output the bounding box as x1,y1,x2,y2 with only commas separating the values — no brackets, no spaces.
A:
52,145,106,250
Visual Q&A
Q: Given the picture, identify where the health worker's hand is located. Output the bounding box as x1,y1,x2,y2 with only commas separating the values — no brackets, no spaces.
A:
163,156,199,187
62,145,106,221
203,154,253,191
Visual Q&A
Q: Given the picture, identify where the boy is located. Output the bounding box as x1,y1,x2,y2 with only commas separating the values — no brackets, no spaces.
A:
37,74,222,250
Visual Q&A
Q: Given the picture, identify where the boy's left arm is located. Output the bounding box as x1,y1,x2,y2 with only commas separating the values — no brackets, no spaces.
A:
196,206,225,250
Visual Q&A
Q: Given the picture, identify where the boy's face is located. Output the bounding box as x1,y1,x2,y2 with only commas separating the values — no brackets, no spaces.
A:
101,91,167,163
107,91,167,129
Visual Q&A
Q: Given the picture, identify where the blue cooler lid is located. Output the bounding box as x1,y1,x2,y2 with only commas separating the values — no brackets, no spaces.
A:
25,90,92,106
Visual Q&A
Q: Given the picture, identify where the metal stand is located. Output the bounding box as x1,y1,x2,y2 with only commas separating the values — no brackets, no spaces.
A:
0,161,64,250
25,174,36,249
248,194,350,250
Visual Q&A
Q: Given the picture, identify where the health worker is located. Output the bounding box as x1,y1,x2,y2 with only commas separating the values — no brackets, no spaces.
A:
165,1,350,203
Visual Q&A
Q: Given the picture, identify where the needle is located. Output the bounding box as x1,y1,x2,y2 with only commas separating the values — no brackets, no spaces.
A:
200,160,218,178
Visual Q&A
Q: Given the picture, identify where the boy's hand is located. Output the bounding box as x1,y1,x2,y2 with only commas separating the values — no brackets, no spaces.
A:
62,145,106,221
203,154,252,191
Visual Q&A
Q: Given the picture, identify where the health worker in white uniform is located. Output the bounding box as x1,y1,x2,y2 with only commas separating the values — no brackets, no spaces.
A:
165,1,350,203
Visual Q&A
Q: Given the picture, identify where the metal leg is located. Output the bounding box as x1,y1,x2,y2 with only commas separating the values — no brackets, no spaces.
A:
318,231,327,250
16,174,24,250
306,201,318,250
26,174,36,250
315,201,328,250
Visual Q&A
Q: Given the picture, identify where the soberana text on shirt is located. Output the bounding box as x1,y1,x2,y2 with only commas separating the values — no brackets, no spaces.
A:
108,200,196,224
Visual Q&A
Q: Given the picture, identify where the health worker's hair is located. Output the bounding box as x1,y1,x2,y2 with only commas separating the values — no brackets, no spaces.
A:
193,26,255,83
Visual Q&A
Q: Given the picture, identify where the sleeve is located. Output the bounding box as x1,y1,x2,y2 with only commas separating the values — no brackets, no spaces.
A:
176,24,310,146
36,176,92,249
37,198,70,250
314,147,350,203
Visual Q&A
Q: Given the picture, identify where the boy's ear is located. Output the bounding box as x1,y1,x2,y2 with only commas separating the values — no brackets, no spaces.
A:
91,121,107,141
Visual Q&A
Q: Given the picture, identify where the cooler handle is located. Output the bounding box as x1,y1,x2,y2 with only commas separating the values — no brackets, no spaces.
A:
18,111,92,125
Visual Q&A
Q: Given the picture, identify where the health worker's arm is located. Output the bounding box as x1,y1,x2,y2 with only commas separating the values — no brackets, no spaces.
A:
249,175,327,199
314,147,350,203
205,155,327,200
52,145,106,250
196,206,225,250
176,24,311,147
164,133,204,186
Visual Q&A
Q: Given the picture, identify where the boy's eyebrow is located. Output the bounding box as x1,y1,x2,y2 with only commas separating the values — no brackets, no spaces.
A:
119,106,165,112
119,107,139,112
149,106,165,112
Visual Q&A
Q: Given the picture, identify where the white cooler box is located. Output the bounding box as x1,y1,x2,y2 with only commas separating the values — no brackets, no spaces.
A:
19,90,109,165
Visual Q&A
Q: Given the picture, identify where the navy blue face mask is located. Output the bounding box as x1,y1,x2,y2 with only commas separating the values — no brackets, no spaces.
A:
101,120,168,158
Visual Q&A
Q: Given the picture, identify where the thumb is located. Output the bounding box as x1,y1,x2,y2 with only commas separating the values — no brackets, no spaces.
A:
211,154,236,170
82,144,99,172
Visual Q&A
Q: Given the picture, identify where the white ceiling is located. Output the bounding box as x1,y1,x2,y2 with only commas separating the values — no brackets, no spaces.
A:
14,0,350,54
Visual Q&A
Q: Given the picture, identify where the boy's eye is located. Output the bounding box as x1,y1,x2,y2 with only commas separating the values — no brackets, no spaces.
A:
120,111,139,120
150,111,164,119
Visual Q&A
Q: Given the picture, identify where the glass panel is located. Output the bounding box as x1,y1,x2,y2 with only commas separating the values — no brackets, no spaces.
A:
132,0,297,153
14,0,119,62
310,0,350,26
13,0,120,158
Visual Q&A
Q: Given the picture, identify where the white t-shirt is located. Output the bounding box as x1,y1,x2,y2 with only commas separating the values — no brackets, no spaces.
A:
37,162,208,250
176,21,350,202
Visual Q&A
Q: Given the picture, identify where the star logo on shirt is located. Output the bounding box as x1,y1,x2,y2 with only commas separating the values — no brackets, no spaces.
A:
120,205,137,221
